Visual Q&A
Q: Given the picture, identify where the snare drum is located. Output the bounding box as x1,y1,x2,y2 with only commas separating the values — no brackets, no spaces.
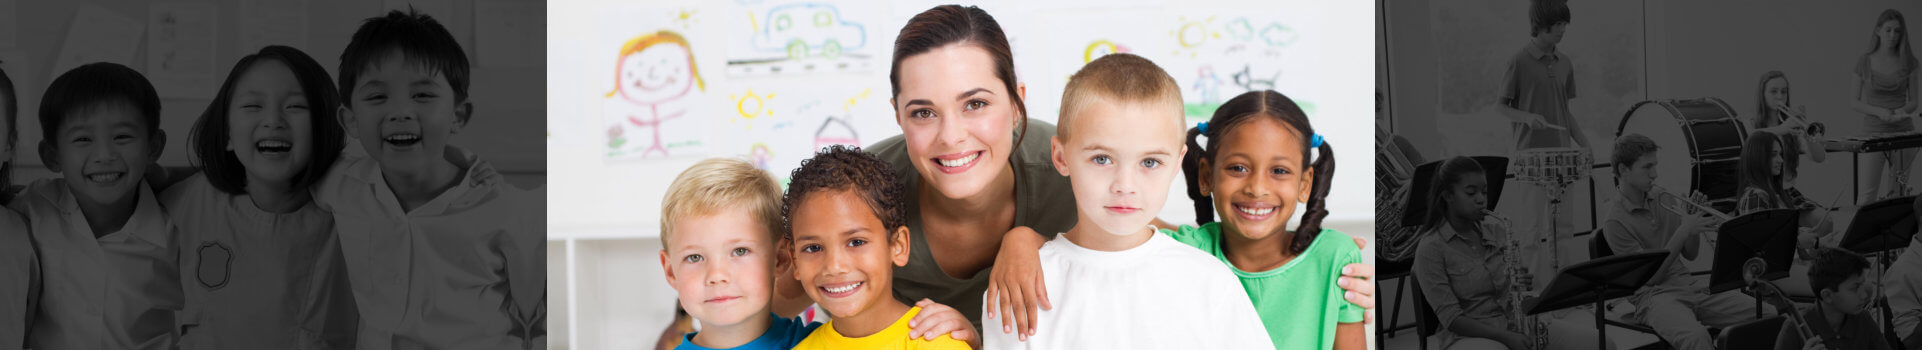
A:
1616,98,1748,211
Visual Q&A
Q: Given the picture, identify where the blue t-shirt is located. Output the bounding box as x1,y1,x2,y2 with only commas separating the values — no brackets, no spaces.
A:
676,313,821,350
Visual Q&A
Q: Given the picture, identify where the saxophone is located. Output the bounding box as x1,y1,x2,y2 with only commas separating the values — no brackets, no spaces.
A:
1487,210,1547,350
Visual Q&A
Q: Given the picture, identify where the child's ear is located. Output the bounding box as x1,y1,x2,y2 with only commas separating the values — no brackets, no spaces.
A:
659,249,678,286
37,139,56,170
148,130,167,161
453,101,473,133
890,226,911,267
1197,157,1212,194
1298,167,1314,204
776,237,795,274
338,106,359,136
1050,136,1069,176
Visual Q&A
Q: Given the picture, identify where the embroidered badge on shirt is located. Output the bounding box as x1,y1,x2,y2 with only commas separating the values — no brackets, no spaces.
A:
198,241,233,289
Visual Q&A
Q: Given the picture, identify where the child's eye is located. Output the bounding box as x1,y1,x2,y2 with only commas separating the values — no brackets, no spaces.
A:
847,238,867,247
965,100,987,111
801,244,822,253
1141,158,1162,168
910,109,934,119
71,137,91,144
240,104,263,111
287,104,310,111
412,93,438,100
1225,165,1247,173
1271,167,1291,175
114,134,135,142
732,247,749,256
683,254,703,263
363,94,387,103
1092,155,1112,165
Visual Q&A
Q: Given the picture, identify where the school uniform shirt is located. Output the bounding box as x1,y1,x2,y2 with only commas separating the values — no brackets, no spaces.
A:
9,178,181,349
312,149,545,350
866,118,1078,334
0,207,35,350
980,231,1273,350
163,173,357,349
1500,41,1578,150
674,312,820,350
1412,218,1518,349
1164,224,1365,349
792,306,968,350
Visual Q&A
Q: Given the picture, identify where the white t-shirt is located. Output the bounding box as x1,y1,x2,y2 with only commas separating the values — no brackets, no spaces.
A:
981,231,1273,350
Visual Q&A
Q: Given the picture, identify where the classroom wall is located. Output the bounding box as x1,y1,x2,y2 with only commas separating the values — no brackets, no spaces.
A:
547,0,1373,349
0,0,545,188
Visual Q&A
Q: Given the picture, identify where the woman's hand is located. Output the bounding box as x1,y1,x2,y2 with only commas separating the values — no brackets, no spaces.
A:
985,226,1049,341
909,299,979,347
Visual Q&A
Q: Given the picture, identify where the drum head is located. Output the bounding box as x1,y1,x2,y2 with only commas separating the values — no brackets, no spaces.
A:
1616,101,1699,194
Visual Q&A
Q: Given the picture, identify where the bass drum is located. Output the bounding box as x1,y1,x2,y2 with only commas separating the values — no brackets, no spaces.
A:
1615,98,1748,213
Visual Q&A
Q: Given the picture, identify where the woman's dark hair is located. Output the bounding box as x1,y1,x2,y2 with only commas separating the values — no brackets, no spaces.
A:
1736,131,1785,205
782,145,907,242
890,5,1029,147
191,45,345,195
1181,90,1335,254
1418,157,1486,232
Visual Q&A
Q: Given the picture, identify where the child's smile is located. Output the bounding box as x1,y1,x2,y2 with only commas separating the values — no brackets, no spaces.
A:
790,189,911,322
227,59,316,184
52,101,157,207
343,51,465,178
1204,117,1310,241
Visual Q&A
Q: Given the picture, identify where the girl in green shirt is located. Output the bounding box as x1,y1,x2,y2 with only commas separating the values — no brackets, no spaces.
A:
1164,90,1365,350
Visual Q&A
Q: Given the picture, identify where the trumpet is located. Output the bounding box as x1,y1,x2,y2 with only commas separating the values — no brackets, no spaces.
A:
1653,186,1734,221
1485,209,1546,350
1773,104,1826,137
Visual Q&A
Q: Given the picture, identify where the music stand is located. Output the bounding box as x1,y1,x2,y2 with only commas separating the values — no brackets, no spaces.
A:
1523,251,1671,350
1840,195,1917,258
1399,156,1509,227
1710,209,1800,294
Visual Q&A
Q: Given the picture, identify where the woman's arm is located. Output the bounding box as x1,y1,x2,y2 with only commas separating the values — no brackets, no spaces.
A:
984,226,1049,339
1852,71,1901,121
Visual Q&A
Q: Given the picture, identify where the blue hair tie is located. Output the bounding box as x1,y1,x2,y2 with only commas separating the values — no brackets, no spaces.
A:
1310,133,1324,148
1198,121,1211,134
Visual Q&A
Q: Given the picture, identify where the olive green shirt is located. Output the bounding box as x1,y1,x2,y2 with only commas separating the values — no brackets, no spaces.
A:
865,118,1078,333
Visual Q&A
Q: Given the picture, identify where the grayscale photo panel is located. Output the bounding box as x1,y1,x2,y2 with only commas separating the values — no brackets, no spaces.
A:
0,1,546,349
1379,1,1922,349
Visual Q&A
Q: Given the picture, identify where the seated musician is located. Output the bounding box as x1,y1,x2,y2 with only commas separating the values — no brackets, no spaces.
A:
1414,157,1609,350
1883,199,1922,349
1775,247,1887,350
1735,132,1836,261
1603,134,1760,350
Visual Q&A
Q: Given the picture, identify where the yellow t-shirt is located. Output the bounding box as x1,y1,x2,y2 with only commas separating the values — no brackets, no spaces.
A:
792,306,971,350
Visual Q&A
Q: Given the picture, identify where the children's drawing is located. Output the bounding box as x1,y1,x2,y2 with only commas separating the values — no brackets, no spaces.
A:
727,1,878,76
712,85,885,181
1160,15,1297,119
605,30,709,161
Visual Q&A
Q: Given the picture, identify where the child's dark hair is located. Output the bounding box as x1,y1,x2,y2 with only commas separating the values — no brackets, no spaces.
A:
1181,90,1335,254
1808,247,1870,298
191,46,346,195
338,8,471,104
1529,0,1572,36
39,62,161,144
0,61,16,199
1418,157,1486,232
781,145,907,241
890,5,1029,148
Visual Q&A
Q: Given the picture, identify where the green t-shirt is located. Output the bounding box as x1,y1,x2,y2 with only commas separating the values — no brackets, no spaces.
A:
1162,223,1365,350
865,118,1078,333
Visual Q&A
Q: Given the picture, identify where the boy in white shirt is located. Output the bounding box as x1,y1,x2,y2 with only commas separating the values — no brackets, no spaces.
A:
980,53,1270,349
